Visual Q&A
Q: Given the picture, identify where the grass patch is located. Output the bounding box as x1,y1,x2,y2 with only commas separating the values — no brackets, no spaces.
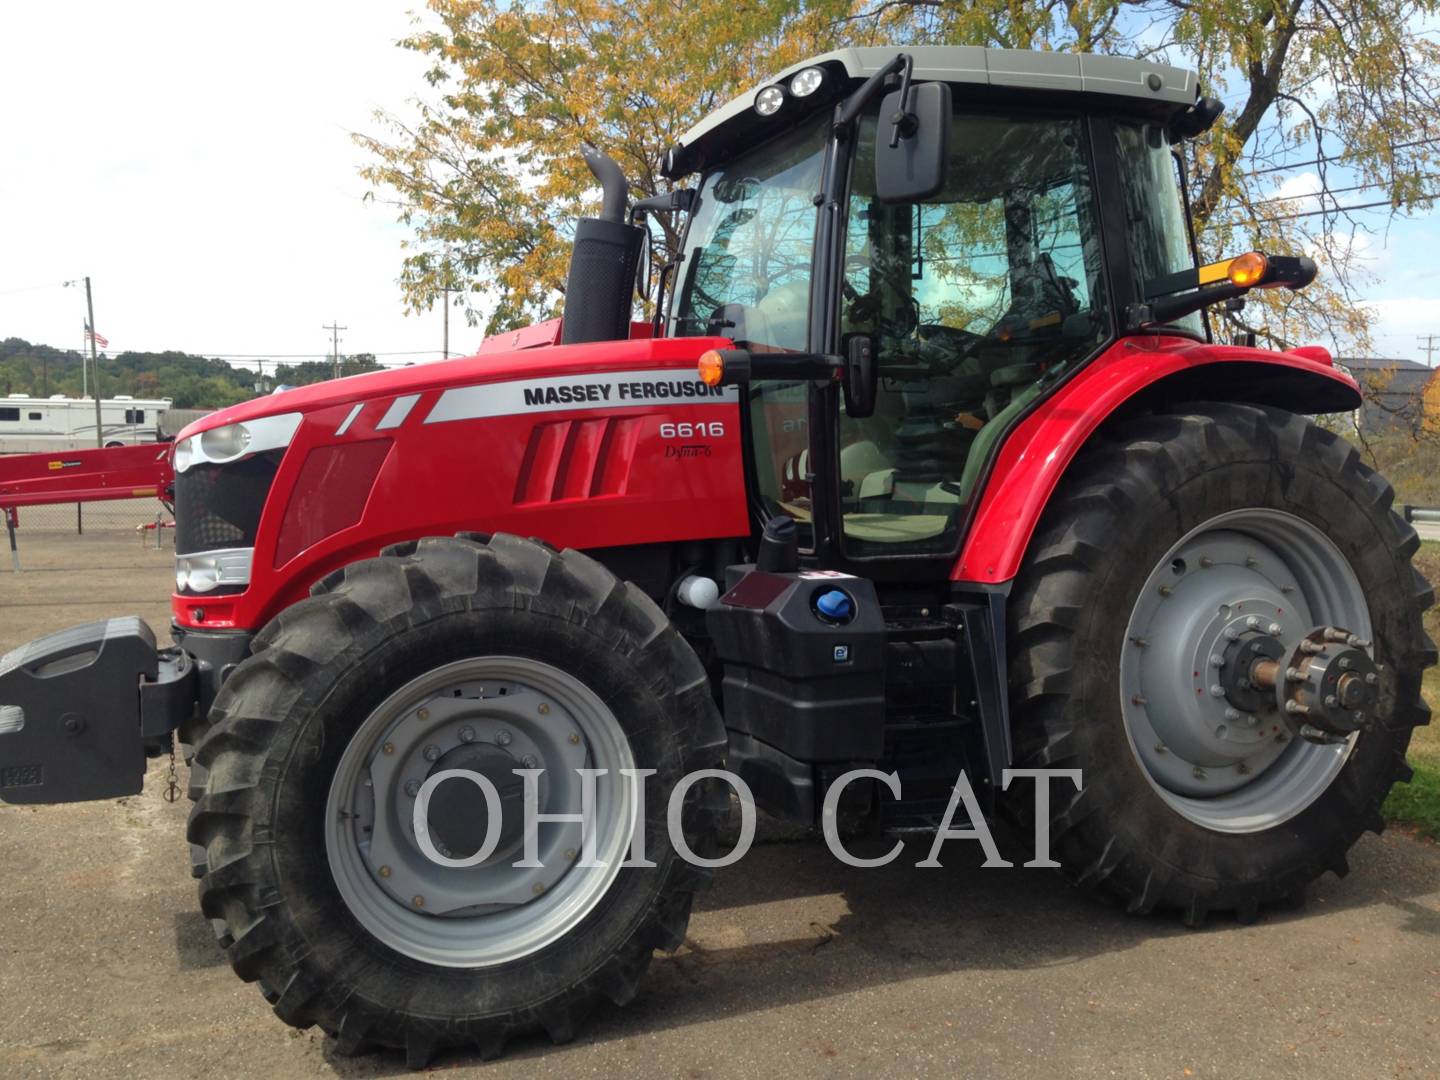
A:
1380,541,1440,840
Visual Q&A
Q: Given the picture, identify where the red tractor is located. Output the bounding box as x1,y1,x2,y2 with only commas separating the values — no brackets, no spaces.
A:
1,46,1432,1066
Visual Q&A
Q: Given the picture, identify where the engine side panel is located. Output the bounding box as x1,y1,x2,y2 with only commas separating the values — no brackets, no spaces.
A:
172,339,748,631
953,335,1362,585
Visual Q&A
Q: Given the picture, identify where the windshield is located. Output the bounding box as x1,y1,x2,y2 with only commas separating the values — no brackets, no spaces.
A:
1114,122,1203,336
670,116,828,352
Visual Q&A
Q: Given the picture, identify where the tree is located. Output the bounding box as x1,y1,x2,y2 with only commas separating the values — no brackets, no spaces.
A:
362,0,1439,349
357,0,850,335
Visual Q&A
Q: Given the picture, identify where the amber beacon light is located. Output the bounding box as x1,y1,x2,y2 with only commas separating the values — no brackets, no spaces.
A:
698,350,726,387
1228,251,1270,288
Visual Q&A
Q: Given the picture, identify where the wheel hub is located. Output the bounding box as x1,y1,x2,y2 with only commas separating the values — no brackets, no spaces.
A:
425,743,526,860
1120,510,1372,833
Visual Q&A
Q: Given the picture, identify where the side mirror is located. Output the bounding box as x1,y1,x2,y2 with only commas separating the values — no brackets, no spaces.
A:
874,81,950,203
842,334,877,418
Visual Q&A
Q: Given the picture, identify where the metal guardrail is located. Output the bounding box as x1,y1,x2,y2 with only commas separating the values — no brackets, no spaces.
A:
1402,506,1440,524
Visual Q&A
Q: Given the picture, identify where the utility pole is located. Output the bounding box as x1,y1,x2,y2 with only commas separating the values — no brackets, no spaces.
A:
323,321,347,380
80,320,88,398
85,276,102,448
1419,334,1440,367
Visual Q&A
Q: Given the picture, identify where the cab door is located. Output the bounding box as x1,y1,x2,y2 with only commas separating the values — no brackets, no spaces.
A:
826,109,1114,566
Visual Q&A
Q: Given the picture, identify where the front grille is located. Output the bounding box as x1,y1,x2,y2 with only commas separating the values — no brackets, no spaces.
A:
174,451,282,554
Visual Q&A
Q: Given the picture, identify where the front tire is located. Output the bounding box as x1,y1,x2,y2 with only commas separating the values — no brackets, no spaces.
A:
1004,404,1434,923
187,534,727,1066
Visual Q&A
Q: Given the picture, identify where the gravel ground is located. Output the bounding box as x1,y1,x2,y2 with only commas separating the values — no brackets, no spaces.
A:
1,530,1438,1079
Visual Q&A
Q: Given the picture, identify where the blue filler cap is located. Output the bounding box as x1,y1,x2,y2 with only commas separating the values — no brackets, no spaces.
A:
815,589,853,621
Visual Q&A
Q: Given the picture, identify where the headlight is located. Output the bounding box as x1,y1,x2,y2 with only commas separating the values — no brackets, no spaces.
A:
790,67,824,97
754,86,785,116
200,423,251,461
173,412,303,473
175,549,253,593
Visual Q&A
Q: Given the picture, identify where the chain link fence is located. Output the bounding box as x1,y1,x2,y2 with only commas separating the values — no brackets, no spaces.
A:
2,497,174,574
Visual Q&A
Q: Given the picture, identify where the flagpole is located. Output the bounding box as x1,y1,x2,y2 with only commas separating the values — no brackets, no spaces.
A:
85,276,102,449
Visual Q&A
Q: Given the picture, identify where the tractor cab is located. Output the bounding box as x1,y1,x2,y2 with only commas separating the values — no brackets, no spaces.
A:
658,48,1249,572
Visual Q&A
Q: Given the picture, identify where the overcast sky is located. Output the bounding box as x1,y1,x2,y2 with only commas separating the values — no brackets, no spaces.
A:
1,2,1436,368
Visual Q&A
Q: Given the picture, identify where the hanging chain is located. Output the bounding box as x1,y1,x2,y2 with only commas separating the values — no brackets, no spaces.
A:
163,731,181,803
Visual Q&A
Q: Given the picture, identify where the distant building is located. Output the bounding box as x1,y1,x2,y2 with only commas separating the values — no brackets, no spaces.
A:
1336,356,1435,434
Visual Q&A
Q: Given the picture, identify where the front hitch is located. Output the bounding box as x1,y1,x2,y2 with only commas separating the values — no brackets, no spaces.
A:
0,618,196,804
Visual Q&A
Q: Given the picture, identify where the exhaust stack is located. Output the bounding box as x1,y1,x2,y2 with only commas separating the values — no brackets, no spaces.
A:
561,144,645,345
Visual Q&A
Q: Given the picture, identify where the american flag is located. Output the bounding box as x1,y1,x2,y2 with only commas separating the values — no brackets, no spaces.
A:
85,326,109,349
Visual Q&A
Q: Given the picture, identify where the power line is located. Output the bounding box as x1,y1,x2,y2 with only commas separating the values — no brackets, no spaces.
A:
1252,174,1440,204
1256,194,1438,221
1246,136,1440,177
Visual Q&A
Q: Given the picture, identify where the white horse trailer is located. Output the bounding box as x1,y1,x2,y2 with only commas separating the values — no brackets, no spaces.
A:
0,394,173,453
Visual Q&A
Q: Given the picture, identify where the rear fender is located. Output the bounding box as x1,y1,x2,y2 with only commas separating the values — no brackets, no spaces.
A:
953,336,1361,586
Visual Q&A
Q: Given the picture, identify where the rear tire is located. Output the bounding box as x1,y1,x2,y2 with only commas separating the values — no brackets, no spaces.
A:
1003,403,1434,923
187,533,727,1066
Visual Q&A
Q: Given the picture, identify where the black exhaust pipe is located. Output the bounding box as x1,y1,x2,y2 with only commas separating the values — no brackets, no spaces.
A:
561,144,646,346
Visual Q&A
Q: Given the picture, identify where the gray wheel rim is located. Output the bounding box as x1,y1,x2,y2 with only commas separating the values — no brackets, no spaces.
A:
325,656,636,968
1119,509,1371,834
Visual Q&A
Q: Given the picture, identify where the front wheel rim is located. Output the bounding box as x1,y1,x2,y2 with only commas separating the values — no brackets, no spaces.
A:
324,656,636,968
1119,509,1372,834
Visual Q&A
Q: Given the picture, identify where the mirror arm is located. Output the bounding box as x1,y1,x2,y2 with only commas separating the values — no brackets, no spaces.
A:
835,53,910,131
888,54,916,148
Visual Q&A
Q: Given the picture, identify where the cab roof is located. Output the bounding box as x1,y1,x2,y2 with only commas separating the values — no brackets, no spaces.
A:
664,46,1203,179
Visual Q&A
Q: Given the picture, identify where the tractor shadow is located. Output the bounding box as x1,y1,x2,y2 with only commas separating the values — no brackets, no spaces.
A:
319,819,1439,1074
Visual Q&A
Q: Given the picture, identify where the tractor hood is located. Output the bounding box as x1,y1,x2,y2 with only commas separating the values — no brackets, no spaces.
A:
174,334,731,444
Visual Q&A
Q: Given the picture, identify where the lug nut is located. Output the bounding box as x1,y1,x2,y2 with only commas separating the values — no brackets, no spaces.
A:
1131,694,1148,706
1325,694,1339,708
417,707,430,721
1286,667,1306,682
1268,622,1282,636
1365,672,1379,685
1199,556,1214,568
1338,657,1352,670
423,744,442,762
1353,710,1366,725
532,882,546,896
522,755,539,769
538,703,551,716
1301,640,1324,655
1193,766,1207,780
1209,684,1226,698
1247,616,1261,629
458,726,476,743
382,742,395,755
1154,742,1167,754
495,729,513,746
1245,556,1258,569
1210,654,1226,668
1224,708,1241,721
1285,700,1311,715
1130,636,1150,648
404,779,420,798
379,865,392,878
412,895,425,908
1237,762,1251,775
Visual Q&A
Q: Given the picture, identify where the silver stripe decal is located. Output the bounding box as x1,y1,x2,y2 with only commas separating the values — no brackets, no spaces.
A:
425,369,739,425
335,402,364,436
375,394,421,431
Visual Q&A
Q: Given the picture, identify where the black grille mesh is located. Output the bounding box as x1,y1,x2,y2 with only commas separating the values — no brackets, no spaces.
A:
174,451,282,554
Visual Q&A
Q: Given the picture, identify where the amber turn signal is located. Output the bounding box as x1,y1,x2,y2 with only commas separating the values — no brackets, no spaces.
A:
698,349,725,387
1228,251,1269,288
